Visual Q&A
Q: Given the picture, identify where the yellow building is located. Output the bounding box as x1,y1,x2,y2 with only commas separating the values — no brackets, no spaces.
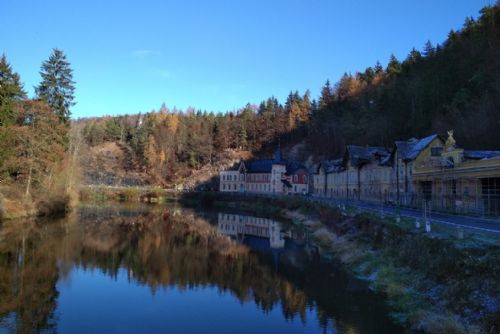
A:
389,134,445,205
312,131,500,216
411,131,500,215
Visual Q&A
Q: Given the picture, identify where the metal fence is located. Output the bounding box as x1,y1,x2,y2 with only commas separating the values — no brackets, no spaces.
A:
301,190,500,218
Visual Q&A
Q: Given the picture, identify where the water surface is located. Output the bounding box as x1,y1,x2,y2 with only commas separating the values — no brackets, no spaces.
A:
0,204,402,333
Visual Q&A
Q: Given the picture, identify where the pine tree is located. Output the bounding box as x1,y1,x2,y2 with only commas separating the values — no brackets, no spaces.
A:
35,49,75,123
423,40,435,57
0,54,26,126
0,54,26,168
386,54,402,76
406,48,422,64
238,126,247,150
319,80,332,110
300,90,311,122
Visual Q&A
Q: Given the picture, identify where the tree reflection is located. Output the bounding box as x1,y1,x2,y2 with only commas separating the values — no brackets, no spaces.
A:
0,219,59,333
0,204,400,334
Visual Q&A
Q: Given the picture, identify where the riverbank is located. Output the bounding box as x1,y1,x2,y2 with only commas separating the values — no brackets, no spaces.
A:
187,192,499,334
0,186,73,221
79,185,174,204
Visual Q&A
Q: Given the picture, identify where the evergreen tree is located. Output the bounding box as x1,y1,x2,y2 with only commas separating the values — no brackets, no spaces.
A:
374,61,384,74
360,67,375,83
405,48,422,65
0,54,26,168
386,54,402,76
238,126,247,149
423,40,435,57
300,90,311,122
319,80,332,110
35,49,75,123
0,54,26,126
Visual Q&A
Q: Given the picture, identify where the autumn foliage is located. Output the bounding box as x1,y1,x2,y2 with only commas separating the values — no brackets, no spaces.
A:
0,50,76,219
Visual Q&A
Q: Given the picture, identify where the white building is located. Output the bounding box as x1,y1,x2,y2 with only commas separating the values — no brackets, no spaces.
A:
219,146,309,195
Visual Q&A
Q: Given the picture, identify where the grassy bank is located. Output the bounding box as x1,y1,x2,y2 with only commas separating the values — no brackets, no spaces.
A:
192,192,499,334
0,186,72,221
79,185,177,204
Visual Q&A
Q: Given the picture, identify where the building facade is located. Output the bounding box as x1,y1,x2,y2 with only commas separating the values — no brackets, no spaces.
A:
220,132,500,216
219,163,246,192
411,131,500,215
312,131,500,216
219,146,309,195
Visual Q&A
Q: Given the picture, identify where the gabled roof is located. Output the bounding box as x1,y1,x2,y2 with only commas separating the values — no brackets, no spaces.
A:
245,159,307,175
395,134,441,161
316,159,343,174
328,159,343,173
285,161,307,175
463,150,500,160
345,145,390,166
244,144,287,173
245,159,274,173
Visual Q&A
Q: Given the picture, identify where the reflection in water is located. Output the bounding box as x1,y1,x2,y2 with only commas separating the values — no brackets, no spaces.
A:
0,204,402,334
217,213,299,249
0,219,60,334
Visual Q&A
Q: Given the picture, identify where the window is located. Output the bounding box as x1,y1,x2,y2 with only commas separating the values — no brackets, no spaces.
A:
431,147,443,157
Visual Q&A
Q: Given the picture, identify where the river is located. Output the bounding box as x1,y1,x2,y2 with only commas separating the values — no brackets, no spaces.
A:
0,203,403,333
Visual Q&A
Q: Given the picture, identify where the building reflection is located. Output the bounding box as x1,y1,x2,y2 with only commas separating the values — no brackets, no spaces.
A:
217,213,304,249
0,205,401,334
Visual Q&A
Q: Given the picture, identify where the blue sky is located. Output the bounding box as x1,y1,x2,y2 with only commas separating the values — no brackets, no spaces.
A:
1,0,492,118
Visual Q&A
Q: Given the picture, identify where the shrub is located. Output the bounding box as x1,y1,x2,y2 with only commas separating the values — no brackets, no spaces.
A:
36,194,70,217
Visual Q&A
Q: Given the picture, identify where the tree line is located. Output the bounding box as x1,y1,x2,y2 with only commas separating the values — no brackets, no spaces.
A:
80,90,310,183
80,3,500,184
308,3,500,157
0,49,76,210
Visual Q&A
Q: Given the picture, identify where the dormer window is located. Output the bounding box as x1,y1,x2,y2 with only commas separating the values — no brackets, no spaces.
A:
431,147,443,157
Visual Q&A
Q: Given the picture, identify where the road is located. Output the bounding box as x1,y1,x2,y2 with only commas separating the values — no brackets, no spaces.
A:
308,196,500,234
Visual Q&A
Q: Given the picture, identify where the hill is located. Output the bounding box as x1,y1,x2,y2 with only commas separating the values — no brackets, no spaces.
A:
76,3,500,186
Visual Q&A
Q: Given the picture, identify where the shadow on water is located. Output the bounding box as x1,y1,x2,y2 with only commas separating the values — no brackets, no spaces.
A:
0,203,403,333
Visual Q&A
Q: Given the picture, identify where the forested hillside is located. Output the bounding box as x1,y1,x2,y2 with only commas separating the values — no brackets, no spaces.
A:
308,3,500,157
79,3,500,185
